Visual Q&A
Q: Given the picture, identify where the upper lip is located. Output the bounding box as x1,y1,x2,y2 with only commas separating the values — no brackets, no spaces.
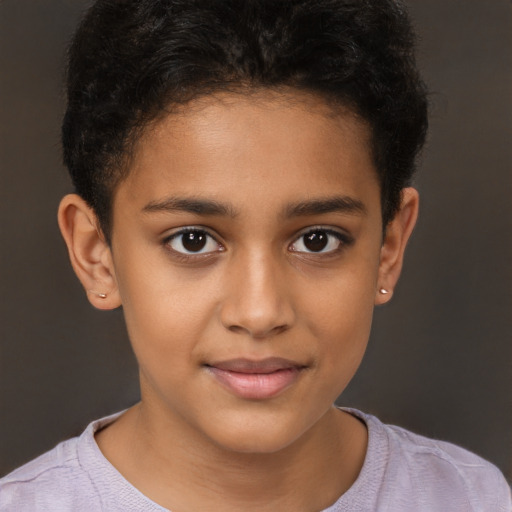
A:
206,357,306,374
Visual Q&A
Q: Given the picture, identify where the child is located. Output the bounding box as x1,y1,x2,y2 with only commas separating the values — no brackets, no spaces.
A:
1,0,510,510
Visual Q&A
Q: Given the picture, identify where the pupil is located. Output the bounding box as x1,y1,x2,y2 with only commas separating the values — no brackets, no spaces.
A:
304,231,328,252
182,232,207,252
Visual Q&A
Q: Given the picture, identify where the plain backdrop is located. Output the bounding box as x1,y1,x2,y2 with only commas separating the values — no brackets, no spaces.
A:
1,1,511,478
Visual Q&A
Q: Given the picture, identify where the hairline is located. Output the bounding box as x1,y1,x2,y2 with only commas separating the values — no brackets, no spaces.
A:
101,86,378,243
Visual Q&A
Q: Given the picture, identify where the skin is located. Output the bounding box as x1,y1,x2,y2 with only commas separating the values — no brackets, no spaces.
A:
58,90,418,511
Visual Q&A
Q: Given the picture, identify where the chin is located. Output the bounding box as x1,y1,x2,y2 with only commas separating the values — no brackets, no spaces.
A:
202,409,310,455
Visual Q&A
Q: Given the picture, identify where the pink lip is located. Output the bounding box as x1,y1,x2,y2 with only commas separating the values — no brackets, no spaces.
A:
205,357,306,400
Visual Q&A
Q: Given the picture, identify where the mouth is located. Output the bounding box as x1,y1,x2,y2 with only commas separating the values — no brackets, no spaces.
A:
204,357,307,400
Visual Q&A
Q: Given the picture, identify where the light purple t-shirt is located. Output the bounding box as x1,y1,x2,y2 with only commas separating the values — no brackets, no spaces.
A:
1,409,510,511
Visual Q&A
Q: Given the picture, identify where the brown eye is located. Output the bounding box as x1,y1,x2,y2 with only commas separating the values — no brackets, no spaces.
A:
303,231,328,252
182,231,207,252
290,228,346,254
167,229,221,255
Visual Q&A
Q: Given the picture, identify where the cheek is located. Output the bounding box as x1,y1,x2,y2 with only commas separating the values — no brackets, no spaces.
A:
297,262,378,374
314,296,374,370
114,259,221,373
311,298,374,404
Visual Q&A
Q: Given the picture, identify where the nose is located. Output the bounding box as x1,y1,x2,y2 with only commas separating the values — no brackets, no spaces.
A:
219,250,296,339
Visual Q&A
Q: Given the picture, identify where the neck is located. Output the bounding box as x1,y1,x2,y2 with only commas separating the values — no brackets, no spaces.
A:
96,402,367,512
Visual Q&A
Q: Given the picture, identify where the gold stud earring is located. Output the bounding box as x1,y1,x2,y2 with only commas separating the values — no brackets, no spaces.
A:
89,290,108,299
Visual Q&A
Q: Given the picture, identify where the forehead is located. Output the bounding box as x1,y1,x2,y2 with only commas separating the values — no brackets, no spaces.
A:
116,90,379,217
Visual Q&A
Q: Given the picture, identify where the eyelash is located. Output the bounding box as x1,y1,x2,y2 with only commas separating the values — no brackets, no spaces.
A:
288,227,353,255
163,227,224,260
163,226,353,261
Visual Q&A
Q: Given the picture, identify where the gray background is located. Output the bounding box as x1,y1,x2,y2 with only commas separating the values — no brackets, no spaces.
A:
1,1,511,479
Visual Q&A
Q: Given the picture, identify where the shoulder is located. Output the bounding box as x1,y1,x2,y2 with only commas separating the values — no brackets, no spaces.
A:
0,436,101,511
0,412,125,512
346,409,512,512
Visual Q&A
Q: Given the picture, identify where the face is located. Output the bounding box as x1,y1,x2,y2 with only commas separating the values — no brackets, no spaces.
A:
107,91,387,453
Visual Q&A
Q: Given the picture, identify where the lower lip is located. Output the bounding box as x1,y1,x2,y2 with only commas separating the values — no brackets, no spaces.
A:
207,366,303,400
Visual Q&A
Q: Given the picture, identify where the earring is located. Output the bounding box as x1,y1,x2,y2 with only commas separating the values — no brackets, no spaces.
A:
89,290,107,299
379,288,389,295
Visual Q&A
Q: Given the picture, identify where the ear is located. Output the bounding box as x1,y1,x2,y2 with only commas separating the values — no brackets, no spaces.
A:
375,187,419,305
58,194,121,310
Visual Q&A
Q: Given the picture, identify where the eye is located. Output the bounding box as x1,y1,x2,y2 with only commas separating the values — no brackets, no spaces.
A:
165,228,222,255
289,228,348,254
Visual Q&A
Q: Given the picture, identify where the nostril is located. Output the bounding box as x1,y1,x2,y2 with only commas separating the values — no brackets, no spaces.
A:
226,322,290,339
218,264,296,338
269,324,289,337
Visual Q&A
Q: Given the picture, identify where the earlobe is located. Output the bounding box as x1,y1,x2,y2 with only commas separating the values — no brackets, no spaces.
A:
58,194,121,310
375,187,419,305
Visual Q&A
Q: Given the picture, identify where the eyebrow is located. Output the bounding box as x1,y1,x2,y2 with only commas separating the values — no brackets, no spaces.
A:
142,197,238,217
142,195,366,219
283,196,366,218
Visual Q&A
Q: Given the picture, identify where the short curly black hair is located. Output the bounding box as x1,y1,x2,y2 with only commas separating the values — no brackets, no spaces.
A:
63,0,428,242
